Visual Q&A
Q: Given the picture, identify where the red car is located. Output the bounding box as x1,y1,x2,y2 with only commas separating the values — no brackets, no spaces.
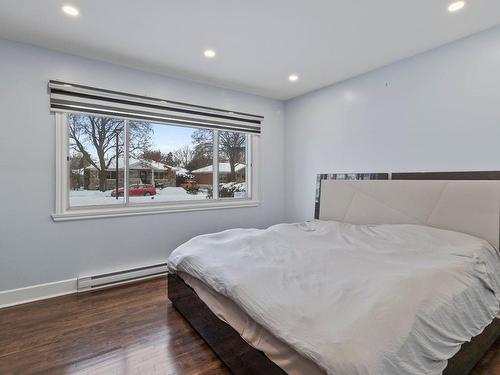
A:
111,184,157,197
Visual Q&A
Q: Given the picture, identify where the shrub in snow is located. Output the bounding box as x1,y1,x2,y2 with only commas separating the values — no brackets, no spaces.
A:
206,182,246,199
176,172,195,187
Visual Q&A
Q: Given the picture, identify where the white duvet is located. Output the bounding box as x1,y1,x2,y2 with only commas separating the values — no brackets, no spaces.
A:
167,221,500,375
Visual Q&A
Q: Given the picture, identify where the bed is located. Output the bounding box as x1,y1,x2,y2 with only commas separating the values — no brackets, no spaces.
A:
168,171,500,375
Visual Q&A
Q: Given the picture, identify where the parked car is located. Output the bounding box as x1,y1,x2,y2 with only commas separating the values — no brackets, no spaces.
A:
111,184,157,197
180,179,199,192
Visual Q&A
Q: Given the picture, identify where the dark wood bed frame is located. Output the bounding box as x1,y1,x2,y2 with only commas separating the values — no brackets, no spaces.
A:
169,171,500,375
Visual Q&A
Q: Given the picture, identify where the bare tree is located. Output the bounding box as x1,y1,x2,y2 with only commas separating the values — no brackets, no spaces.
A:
164,152,176,167
192,129,245,180
68,114,152,191
172,145,194,169
219,131,245,180
141,149,163,163
141,150,177,167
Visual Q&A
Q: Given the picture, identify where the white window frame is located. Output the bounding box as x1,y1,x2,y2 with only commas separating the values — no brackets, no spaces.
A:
52,113,260,221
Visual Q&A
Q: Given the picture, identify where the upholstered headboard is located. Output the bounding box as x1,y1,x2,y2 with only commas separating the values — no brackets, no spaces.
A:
318,179,500,249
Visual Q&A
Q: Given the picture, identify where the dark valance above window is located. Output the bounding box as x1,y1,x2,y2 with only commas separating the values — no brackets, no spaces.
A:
48,80,263,134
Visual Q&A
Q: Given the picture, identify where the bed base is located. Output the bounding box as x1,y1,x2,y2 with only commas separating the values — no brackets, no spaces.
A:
168,274,499,375
168,274,286,374
443,318,500,375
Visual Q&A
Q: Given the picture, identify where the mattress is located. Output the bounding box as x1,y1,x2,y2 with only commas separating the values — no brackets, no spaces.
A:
178,271,325,375
169,221,500,375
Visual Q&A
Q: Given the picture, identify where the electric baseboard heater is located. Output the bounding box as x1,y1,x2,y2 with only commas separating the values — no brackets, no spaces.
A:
78,263,168,292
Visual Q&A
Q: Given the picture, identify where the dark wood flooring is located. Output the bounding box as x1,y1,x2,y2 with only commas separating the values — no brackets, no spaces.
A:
0,277,498,375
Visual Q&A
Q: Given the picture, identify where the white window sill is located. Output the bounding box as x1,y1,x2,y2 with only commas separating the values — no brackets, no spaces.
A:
52,199,259,222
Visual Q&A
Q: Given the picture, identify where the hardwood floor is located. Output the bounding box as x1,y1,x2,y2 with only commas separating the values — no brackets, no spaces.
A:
0,277,498,375
0,278,229,375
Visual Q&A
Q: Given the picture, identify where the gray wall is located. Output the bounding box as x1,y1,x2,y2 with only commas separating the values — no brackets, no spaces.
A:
285,26,500,222
0,39,285,291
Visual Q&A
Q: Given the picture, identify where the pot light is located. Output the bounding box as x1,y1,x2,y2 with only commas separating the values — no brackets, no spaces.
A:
62,5,80,16
288,74,299,82
204,49,216,58
448,1,465,12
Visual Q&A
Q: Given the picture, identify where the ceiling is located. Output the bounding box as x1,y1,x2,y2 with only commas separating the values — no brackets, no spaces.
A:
1,1,500,100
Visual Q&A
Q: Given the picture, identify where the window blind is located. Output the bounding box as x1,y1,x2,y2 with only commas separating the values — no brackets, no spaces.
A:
49,80,263,134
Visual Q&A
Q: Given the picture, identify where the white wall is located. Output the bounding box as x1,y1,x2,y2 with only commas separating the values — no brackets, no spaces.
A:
0,39,285,292
285,26,500,222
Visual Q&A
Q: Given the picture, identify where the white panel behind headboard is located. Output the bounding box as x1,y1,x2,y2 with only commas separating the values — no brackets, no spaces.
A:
319,180,500,248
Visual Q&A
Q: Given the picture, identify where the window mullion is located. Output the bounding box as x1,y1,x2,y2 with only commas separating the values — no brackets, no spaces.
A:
213,130,219,200
246,134,251,199
124,119,129,205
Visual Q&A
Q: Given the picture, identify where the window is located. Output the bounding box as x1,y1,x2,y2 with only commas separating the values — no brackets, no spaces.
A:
66,114,251,207
106,171,118,180
55,113,258,219
51,81,262,220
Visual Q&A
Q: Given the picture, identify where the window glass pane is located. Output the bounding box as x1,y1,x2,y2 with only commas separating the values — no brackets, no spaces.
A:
129,122,213,203
218,131,247,199
68,114,125,207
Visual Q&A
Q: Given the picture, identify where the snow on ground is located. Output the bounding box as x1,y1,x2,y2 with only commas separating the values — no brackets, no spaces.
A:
70,187,208,207
130,187,208,204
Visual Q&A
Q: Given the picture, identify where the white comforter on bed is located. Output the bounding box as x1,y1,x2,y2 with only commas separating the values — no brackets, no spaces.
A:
167,220,500,375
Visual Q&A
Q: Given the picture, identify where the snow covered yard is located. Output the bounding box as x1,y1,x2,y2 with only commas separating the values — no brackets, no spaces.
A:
70,187,208,206
131,187,208,203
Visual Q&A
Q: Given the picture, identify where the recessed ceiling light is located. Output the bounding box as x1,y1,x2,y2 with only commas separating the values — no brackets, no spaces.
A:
288,74,299,82
448,1,465,12
62,5,79,17
204,49,216,58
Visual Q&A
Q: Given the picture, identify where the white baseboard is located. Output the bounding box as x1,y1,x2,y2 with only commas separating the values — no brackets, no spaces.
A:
0,278,77,309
